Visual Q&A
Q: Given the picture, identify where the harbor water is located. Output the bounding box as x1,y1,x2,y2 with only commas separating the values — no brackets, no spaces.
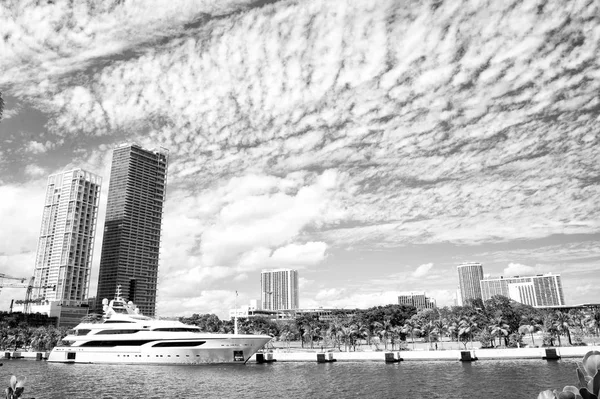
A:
1,359,578,398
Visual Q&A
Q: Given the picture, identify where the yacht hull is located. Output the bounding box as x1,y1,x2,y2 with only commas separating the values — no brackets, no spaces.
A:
47,336,271,365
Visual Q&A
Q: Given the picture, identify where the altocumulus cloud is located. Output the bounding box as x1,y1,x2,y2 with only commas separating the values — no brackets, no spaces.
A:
15,0,596,248
2,0,600,314
0,0,263,96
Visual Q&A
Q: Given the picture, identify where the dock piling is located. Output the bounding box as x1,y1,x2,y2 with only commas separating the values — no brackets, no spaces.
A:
543,348,560,360
460,351,477,362
317,352,336,363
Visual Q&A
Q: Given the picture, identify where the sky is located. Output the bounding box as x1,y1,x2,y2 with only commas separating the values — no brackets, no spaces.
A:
0,0,599,318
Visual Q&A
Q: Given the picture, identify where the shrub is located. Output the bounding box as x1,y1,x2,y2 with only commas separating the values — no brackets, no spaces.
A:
573,332,585,346
542,333,555,347
508,333,524,348
475,329,494,349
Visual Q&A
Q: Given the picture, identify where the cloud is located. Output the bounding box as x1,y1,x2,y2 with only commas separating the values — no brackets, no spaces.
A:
157,289,241,318
24,141,52,154
503,262,538,277
24,164,46,177
4,0,597,253
152,171,337,314
478,240,600,259
3,0,600,314
315,288,347,302
472,240,600,276
160,265,233,300
0,182,45,258
1,105,21,120
298,277,314,291
200,170,342,268
270,242,328,266
425,289,457,307
237,242,328,271
307,289,401,310
412,263,434,278
0,181,46,310
0,0,265,97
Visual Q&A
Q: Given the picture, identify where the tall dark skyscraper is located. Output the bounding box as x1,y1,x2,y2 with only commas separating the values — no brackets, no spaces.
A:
96,144,168,316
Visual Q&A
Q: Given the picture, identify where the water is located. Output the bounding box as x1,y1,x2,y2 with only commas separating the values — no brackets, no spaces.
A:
1,359,579,398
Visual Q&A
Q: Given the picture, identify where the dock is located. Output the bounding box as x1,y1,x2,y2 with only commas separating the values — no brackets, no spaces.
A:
250,346,600,363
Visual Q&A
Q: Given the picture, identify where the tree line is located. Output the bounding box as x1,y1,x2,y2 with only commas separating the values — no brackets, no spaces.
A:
1,295,598,352
180,296,600,351
0,312,66,352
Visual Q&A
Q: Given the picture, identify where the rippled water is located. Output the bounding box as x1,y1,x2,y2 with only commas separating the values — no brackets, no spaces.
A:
1,359,578,398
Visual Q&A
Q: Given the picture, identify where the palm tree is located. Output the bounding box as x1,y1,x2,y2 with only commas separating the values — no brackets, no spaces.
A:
401,319,420,350
326,320,343,351
373,318,393,351
219,322,234,334
432,319,447,349
519,315,542,347
490,316,510,347
6,326,31,351
554,311,573,346
371,321,384,350
279,330,292,350
29,328,46,351
236,318,252,334
569,309,587,335
350,322,369,351
447,316,460,343
390,326,403,350
0,322,10,350
421,321,436,349
302,320,320,350
586,310,600,337
543,313,560,346
339,326,352,352
458,316,479,350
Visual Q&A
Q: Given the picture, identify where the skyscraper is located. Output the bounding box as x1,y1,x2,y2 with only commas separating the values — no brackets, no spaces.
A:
261,269,299,310
481,273,565,307
96,144,168,316
31,169,101,314
457,262,484,305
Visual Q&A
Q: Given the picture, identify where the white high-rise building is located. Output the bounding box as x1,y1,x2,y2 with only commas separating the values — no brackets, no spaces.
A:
31,169,101,313
457,262,484,305
455,286,463,306
480,273,565,307
261,269,299,310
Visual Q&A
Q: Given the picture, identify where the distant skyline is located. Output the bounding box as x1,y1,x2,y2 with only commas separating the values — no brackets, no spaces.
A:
1,0,599,318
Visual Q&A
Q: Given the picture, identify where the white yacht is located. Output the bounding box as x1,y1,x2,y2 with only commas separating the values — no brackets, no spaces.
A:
47,290,271,365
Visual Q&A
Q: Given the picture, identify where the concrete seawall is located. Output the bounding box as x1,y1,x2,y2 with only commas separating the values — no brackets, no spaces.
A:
3,347,597,363
3,351,49,360
251,346,600,363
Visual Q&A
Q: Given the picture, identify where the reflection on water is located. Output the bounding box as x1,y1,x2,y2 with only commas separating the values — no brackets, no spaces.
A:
0,359,580,398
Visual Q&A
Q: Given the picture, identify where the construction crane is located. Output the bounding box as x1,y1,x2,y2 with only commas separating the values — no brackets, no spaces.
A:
0,274,28,287
0,274,55,314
